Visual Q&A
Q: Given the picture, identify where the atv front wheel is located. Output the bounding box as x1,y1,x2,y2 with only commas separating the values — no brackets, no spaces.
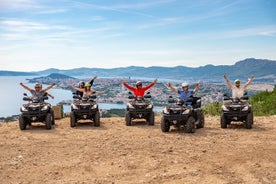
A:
148,111,154,126
220,114,227,128
19,116,27,130
196,111,205,129
125,111,131,126
161,116,170,132
70,112,77,127
45,113,52,129
94,111,100,127
50,109,55,125
245,111,253,129
185,116,195,133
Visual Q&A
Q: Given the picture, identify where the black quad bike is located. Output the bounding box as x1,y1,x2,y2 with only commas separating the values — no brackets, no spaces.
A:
70,93,100,127
220,94,253,129
160,96,204,133
19,93,55,130
125,92,154,126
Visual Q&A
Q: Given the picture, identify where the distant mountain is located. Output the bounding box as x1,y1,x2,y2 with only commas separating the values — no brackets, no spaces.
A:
0,71,36,76
1,58,275,82
47,73,76,79
28,73,76,84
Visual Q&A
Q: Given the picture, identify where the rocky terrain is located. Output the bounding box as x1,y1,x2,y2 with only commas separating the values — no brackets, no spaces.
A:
0,115,276,184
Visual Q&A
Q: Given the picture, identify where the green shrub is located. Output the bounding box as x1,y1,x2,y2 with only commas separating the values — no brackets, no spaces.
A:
202,101,222,116
249,85,276,116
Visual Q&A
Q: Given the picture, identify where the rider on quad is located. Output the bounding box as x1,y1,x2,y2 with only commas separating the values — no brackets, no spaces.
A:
120,79,157,126
167,82,199,105
164,81,204,130
20,82,56,100
223,74,254,99
221,74,255,129
76,76,97,97
19,82,56,130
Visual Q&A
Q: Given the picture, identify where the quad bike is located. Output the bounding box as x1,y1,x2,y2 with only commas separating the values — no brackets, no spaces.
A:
70,93,100,127
125,92,154,126
160,96,204,133
220,94,253,129
19,93,55,130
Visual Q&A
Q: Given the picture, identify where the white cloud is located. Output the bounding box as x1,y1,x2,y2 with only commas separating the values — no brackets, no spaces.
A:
1,20,67,31
0,0,41,9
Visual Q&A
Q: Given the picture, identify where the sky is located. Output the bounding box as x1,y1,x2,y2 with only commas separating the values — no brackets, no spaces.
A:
0,0,276,72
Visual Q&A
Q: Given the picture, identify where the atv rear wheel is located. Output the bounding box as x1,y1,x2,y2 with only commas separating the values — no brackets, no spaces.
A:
148,111,154,126
185,116,195,133
94,111,100,127
70,112,77,127
125,111,131,126
161,116,170,132
245,111,253,129
220,114,227,128
45,113,52,129
19,115,27,130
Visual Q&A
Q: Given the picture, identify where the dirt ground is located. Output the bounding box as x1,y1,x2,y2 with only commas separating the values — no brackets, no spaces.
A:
0,115,276,184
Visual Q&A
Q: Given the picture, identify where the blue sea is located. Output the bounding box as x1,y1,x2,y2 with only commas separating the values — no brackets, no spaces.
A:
0,76,163,118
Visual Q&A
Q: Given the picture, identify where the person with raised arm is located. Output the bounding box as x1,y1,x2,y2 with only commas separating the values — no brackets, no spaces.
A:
224,74,254,98
120,79,157,97
20,82,56,100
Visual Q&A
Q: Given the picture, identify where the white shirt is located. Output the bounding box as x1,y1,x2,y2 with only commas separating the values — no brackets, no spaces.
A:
231,86,245,98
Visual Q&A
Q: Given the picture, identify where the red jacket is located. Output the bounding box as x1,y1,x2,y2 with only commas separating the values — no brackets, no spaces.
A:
122,82,155,97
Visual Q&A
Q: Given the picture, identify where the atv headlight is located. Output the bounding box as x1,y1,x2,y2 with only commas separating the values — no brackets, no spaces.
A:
222,105,229,111
147,104,153,109
242,106,248,111
91,104,98,109
163,107,169,114
71,104,78,110
127,103,134,109
21,106,28,112
41,105,49,111
182,109,190,115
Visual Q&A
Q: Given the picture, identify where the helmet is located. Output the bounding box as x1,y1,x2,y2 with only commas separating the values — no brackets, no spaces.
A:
234,79,240,84
78,81,85,87
85,82,91,87
181,82,189,87
136,81,142,86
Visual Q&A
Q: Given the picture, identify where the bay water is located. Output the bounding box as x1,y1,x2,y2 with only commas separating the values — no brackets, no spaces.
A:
0,76,127,118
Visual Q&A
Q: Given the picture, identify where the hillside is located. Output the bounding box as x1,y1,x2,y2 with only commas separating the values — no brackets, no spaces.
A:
42,58,276,81
0,71,36,76
27,73,76,86
1,58,275,82
1,116,276,183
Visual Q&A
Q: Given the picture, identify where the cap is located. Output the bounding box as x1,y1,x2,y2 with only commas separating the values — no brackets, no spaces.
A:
181,82,189,87
34,83,42,88
234,79,240,84
136,81,142,86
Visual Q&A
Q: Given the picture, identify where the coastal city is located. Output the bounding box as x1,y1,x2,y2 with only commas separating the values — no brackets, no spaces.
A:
28,75,230,106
